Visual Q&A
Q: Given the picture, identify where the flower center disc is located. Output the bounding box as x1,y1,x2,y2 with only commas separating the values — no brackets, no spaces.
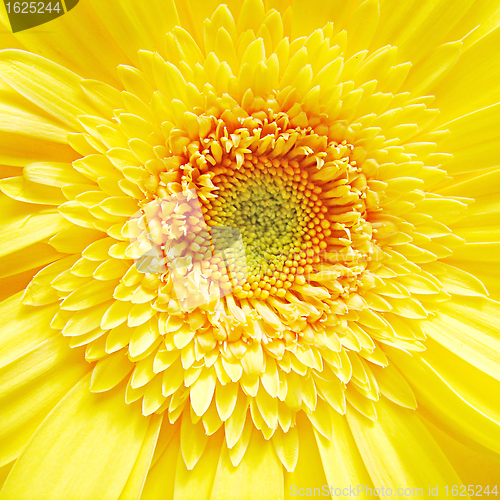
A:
134,103,376,322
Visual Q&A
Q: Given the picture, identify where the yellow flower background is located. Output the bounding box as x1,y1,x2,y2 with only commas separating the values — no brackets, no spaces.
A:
0,0,499,498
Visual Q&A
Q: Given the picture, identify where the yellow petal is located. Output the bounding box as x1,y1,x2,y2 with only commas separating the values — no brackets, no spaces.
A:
89,0,179,65
423,338,500,427
0,130,77,168
118,414,163,500
215,381,239,421
140,428,180,500
370,363,417,409
313,373,346,414
290,1,342,39
100,196,139,217
190,366,217,416
49,226,105,254
180,409,209,470
314,407,375,490
433,103,500,175
24,162,93,187
403,41,462,96
0,50,96,128
90,350,134,393
425,418,500,487
0,375,150,500
142,375,166,415
129,319,160,358
228,416,253,466
0,335,88,466
60,279,118,310
271,425,298,473
284,413,327,495
388,345,500,458
210,429,284,500
343,0,380,58
374,0,473,65
345,386,377,421
0,90,69,143
101,299,131,329
0,292,59,367
446,0,500,50
237,0,266,34
426,262,488,297
2,1,128,86
0,196,71,258
94,259,130,281
0,243,63,280
305,398,333,439
434,25,500,122
347,398,466,492
174,430,223,500
224,389,248,448
62,301,113,337
0,268,40,304
80,79,123,117
422,297,500,381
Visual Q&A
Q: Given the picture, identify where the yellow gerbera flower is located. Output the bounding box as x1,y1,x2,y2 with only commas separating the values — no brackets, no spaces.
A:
0,0,499,498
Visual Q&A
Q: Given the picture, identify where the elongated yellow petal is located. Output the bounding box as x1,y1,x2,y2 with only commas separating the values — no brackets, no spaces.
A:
0,196,71,259
90,350,134,393
174,430,223,500
210,429,284,500
89,0,179,65
271,425,298,473
0,375,150,500
374,0,473,65
180,408,209,469
0,50,96,128
0,91,69,143
291,0,346,39
140,428,180,500
403,41,462,96
422,297,500,381
388,345,500,458
314,407,375,491
190,366,217,416
2,0,128,86
434,25,500,122
425,418,500,487
118,414,163,500
24,162,94,187
284,413,327,495
370,363,417,409
60,279,118,311
0,335,89,467
0,0,498,492
343,0,380,58
0,243,63,280
0,292,59,367
347,398,466,492
423,338,500,427
49,226,105,254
